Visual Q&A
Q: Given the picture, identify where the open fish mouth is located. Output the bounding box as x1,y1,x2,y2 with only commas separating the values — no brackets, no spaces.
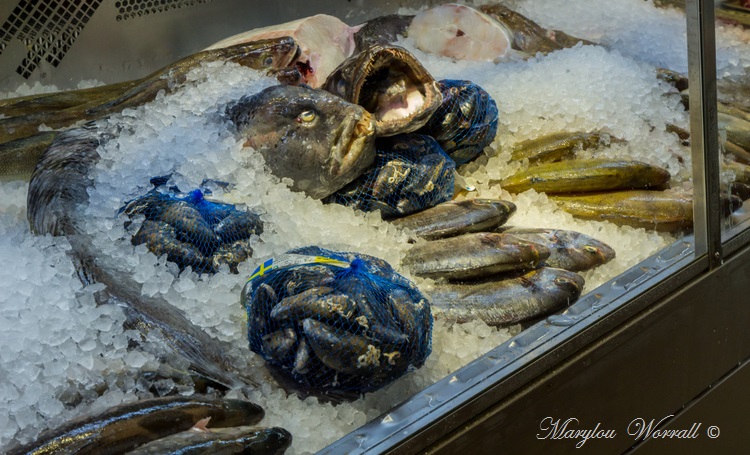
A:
324,45,443,136
329,110,376,182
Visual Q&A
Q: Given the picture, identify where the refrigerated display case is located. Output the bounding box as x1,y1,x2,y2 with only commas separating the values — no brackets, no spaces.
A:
1,1,749,453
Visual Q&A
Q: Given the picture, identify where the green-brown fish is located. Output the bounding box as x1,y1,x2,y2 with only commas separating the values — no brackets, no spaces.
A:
508,131,621,164
0,37,300,146
425,267,584,326
391,198,516,240
496,227,615,272
550,190,693,231
495,158,671,194
402,232,550,281
123,425,292,455
7,396,265,455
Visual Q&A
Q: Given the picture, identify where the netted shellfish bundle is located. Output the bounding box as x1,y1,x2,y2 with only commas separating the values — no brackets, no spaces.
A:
243,246,432,395
326,134,455,218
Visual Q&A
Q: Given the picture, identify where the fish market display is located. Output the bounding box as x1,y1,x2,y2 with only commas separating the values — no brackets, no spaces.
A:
1,1,750,454
243,247,432,395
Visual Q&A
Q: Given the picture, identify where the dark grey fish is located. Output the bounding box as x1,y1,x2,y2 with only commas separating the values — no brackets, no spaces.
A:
353,14,415,53
391,198,517,240
322,44,443,136
403,232,550,281
6,396,264,455
425,267,584,326
495,227,616,272
123,425,292,455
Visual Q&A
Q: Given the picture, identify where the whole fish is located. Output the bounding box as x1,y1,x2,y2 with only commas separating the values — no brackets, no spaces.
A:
495,227,616,272
7,396,264,455
552,190,743,232
391,198,517,240
508,131,622,164
0,37,300,147
322,44,443,136
550,190,694,232
425,267,584,326
25,85,376,387
495,159,671,194
402,232,550,281
123,424,292,455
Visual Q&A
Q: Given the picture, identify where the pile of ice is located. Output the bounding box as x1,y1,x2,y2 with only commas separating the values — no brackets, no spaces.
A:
1,0,749,453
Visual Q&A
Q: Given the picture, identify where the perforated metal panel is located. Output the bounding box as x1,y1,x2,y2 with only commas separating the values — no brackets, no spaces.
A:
115,0,216,21
0,0,103,78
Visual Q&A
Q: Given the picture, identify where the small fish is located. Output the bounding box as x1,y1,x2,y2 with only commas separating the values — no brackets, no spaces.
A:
495,159,671,194
7,396,265,455
123,423,293,455
391,198,517,240
425,267,584,326
550,190,694,232
508,131,620,164
495,227,616,272
322,44,443,136
402,232,551,281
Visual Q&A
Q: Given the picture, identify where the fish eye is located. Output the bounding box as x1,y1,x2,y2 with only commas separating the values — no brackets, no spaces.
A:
263,55,274,66
583,245,599,254
297,110,317,124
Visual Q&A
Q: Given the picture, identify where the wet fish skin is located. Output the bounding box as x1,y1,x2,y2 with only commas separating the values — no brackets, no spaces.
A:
479,3,570,55
228,85,377,199
403,232,551,281
0,37,300,147
0,131,58,181
6,396,265,455
496,159,671,194
508,131,621,164
391,198,517,240
353,14,415,53
550,190,693,232
322,44,443,136
425,267,584,327
123,426,293,455
495,227,616,272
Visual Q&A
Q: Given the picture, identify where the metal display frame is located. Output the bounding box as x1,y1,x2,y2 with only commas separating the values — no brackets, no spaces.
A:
1,0,748,453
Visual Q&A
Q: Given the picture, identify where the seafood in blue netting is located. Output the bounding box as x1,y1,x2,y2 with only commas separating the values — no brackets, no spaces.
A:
243,247,432,396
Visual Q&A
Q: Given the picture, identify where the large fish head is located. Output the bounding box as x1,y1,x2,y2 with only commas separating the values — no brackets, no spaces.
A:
322,44,443,136
227,85,376,199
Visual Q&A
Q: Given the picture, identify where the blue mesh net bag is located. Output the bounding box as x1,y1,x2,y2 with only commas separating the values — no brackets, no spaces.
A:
242,246,432,395
121,178,263,274
325,134,455,218
417,79,499,166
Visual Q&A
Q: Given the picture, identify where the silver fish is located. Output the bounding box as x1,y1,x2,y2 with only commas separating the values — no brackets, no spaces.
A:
425,267,585,326
402,232,550,281
6,396,264,455
123,425,292,455
495,227,616,272
391,198,517,240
